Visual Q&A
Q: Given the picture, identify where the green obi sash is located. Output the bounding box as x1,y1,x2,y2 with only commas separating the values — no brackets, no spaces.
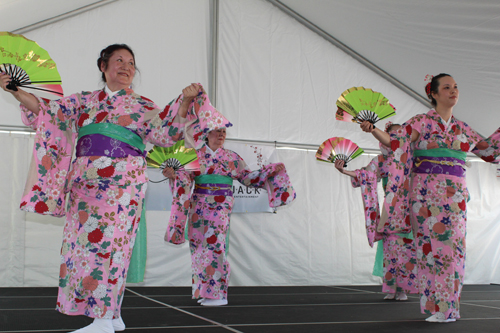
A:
382,177,388,193
194,174,233,186
127,205,147,283
413,148,466,161
193,174,233,252
78,123,146,152
79,123,147,283
372,230,414,277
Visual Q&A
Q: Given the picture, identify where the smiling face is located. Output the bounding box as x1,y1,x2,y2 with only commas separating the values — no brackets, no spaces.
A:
100,48,136,91
207,128,226,150
431,76,459,109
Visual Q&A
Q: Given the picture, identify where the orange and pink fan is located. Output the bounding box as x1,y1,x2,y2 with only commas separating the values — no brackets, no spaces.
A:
316,137,364,167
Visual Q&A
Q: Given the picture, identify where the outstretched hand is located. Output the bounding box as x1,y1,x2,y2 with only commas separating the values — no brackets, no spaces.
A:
360,120,375,133
268,163,285,178
182,83,200,104
0,72,15,93
162,167,176,181
334,159,346,173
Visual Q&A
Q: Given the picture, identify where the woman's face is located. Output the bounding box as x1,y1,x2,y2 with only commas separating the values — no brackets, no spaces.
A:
207,128,226,148
100,48,136,90
432,76,459,108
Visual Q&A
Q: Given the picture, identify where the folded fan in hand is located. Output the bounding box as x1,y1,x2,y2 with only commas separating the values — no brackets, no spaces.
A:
336,87,395,125
146,140,199,172
0,31,63,96
316,137,364,167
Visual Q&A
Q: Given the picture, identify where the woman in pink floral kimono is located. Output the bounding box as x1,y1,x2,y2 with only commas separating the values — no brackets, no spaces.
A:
1,44,200,333
360,74,500,323
335,123,417,302
163,127,296,306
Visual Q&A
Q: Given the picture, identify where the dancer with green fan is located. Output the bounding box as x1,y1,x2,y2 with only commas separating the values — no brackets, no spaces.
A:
359,74,500,323
162,118,296,306
1,40,202,333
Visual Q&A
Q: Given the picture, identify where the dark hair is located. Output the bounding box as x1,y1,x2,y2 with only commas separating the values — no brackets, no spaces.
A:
97,44,137,82
386,123,401,133
425,73,451,106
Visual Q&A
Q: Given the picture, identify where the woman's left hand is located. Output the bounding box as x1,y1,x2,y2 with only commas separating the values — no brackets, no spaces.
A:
268,163,285,178
182,83,200,105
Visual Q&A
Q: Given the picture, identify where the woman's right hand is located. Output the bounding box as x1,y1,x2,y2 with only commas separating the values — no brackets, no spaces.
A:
334,159,346,173
360,120,375,133
0,72,15,93
162,167,176,180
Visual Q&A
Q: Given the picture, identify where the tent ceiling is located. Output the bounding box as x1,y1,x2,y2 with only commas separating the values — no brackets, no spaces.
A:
277,0,500,136
1,0,499,136
1,0,107,32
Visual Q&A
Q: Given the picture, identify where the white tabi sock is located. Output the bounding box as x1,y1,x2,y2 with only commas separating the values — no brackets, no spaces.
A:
396,292,408,301
201,299,228,306
425,313,456,323
112,317,126,331
384,293,395,300
70,318,114,333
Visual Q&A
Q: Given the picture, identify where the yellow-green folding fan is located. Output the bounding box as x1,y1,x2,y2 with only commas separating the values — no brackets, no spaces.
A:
336,87,395,126
0,32,63,96
146,140,199,172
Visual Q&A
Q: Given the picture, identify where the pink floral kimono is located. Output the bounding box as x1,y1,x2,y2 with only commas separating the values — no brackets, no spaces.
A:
384,109,500,320
166,144,296,300
20,88,186,319
351,150,417,295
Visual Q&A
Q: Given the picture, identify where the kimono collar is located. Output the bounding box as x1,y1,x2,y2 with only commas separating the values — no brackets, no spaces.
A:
428,109,454,129
103,86,134,98
204,143,223,156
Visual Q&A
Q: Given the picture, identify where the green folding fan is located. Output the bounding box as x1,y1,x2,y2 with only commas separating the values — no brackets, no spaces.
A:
146,140,199,172
336,87,395,125
0,31,63,96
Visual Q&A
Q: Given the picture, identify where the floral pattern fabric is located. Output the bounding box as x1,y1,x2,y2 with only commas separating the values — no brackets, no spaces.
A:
183,84,233,149
19,88,185,319
351,155,417,294
385,109,500,320
472,127,500,163
166,145,296,300
381,235,417,294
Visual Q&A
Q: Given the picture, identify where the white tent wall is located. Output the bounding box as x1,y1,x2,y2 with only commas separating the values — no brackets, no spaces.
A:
217,0,500,285
1,0,211,128
0,0,211,286
0,0,499,288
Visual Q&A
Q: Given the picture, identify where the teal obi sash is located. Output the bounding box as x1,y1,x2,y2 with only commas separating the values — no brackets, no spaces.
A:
194,174,233,186
382,177,388,193
372,231,414,277
413,148,466,161
78,123,145,152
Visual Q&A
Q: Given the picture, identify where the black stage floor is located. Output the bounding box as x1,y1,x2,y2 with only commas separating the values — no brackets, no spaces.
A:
1,285,499,332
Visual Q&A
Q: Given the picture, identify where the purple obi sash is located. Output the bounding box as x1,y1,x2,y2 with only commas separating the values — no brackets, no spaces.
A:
413,156,466,178
193,183,233,196
76,133,144,157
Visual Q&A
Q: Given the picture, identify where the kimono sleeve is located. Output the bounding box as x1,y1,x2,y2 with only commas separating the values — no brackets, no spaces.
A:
471,127,500,163
351,157,379,189
165,170,194,244
381,116,422,234
19,93,82,217
233,154,296,208
141,96,186,148
350,156,383,247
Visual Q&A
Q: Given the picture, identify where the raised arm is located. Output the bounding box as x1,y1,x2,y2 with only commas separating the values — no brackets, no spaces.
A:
0,73,40,114
360,120,419,145
334,159,357,178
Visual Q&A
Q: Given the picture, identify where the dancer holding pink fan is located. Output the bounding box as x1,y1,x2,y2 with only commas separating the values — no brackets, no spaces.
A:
360,74,500,322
